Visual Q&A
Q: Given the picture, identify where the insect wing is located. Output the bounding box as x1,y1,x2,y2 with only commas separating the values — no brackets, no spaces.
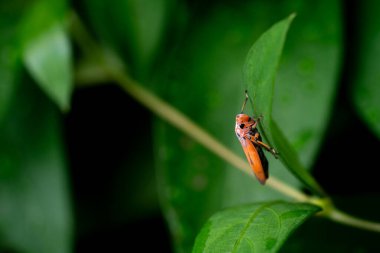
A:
256,145,268,179
238,137,267,184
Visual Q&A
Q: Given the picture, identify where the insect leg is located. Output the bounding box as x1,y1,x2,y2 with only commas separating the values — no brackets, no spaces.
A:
256,114,263,122
251,115,263,130
251,121,258,130
256,141,279,158
251,133,279,158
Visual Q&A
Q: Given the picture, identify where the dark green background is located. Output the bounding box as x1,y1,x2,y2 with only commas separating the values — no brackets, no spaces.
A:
1,0,380,252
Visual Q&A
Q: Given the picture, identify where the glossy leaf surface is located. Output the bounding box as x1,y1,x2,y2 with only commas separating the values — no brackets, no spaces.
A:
193,201,320,253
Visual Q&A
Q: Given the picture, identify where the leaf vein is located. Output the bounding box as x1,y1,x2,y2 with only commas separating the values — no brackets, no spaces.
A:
231,202,278,253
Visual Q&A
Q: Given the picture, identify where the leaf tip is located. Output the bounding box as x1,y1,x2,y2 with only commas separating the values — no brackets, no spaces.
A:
289,12,297,21
60,102,71,113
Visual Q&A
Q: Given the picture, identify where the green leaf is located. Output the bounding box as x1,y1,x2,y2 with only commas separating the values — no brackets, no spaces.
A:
272,1,342,169
352,1,380,139
82,0,173,79
0,2,25,124
244,14,325,196
192,201,320,253
155,4,287,252
0,47,19,125
154,1,341,252
22,0,72,111
0,78,72,253
283,195,380,252
244,13,296,119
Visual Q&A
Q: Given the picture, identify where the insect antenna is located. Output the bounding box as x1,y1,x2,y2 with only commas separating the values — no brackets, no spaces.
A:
240,90,249,113
251,90,257,116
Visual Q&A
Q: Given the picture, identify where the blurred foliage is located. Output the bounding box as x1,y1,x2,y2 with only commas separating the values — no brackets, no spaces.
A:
0,75,72,252
352,1,380,139
81,0,175,79
1,1,72,253
0,2,23,125
154,1,341,252
0,0,380,253
22,0,72,111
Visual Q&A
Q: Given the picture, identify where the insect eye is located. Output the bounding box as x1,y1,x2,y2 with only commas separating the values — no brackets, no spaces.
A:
239,124,245,129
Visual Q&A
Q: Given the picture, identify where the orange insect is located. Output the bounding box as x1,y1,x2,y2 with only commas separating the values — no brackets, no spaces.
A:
235,91,279,184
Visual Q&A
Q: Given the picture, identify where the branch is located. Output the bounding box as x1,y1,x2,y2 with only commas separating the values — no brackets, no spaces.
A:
69,11,380,233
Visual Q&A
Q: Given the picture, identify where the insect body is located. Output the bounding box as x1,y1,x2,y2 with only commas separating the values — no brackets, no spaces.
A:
235,92,278,184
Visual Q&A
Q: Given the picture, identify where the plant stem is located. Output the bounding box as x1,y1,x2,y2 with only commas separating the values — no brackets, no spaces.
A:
106,65,380,233
328,209,380,232
70,12,380,233
106,62,311,202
